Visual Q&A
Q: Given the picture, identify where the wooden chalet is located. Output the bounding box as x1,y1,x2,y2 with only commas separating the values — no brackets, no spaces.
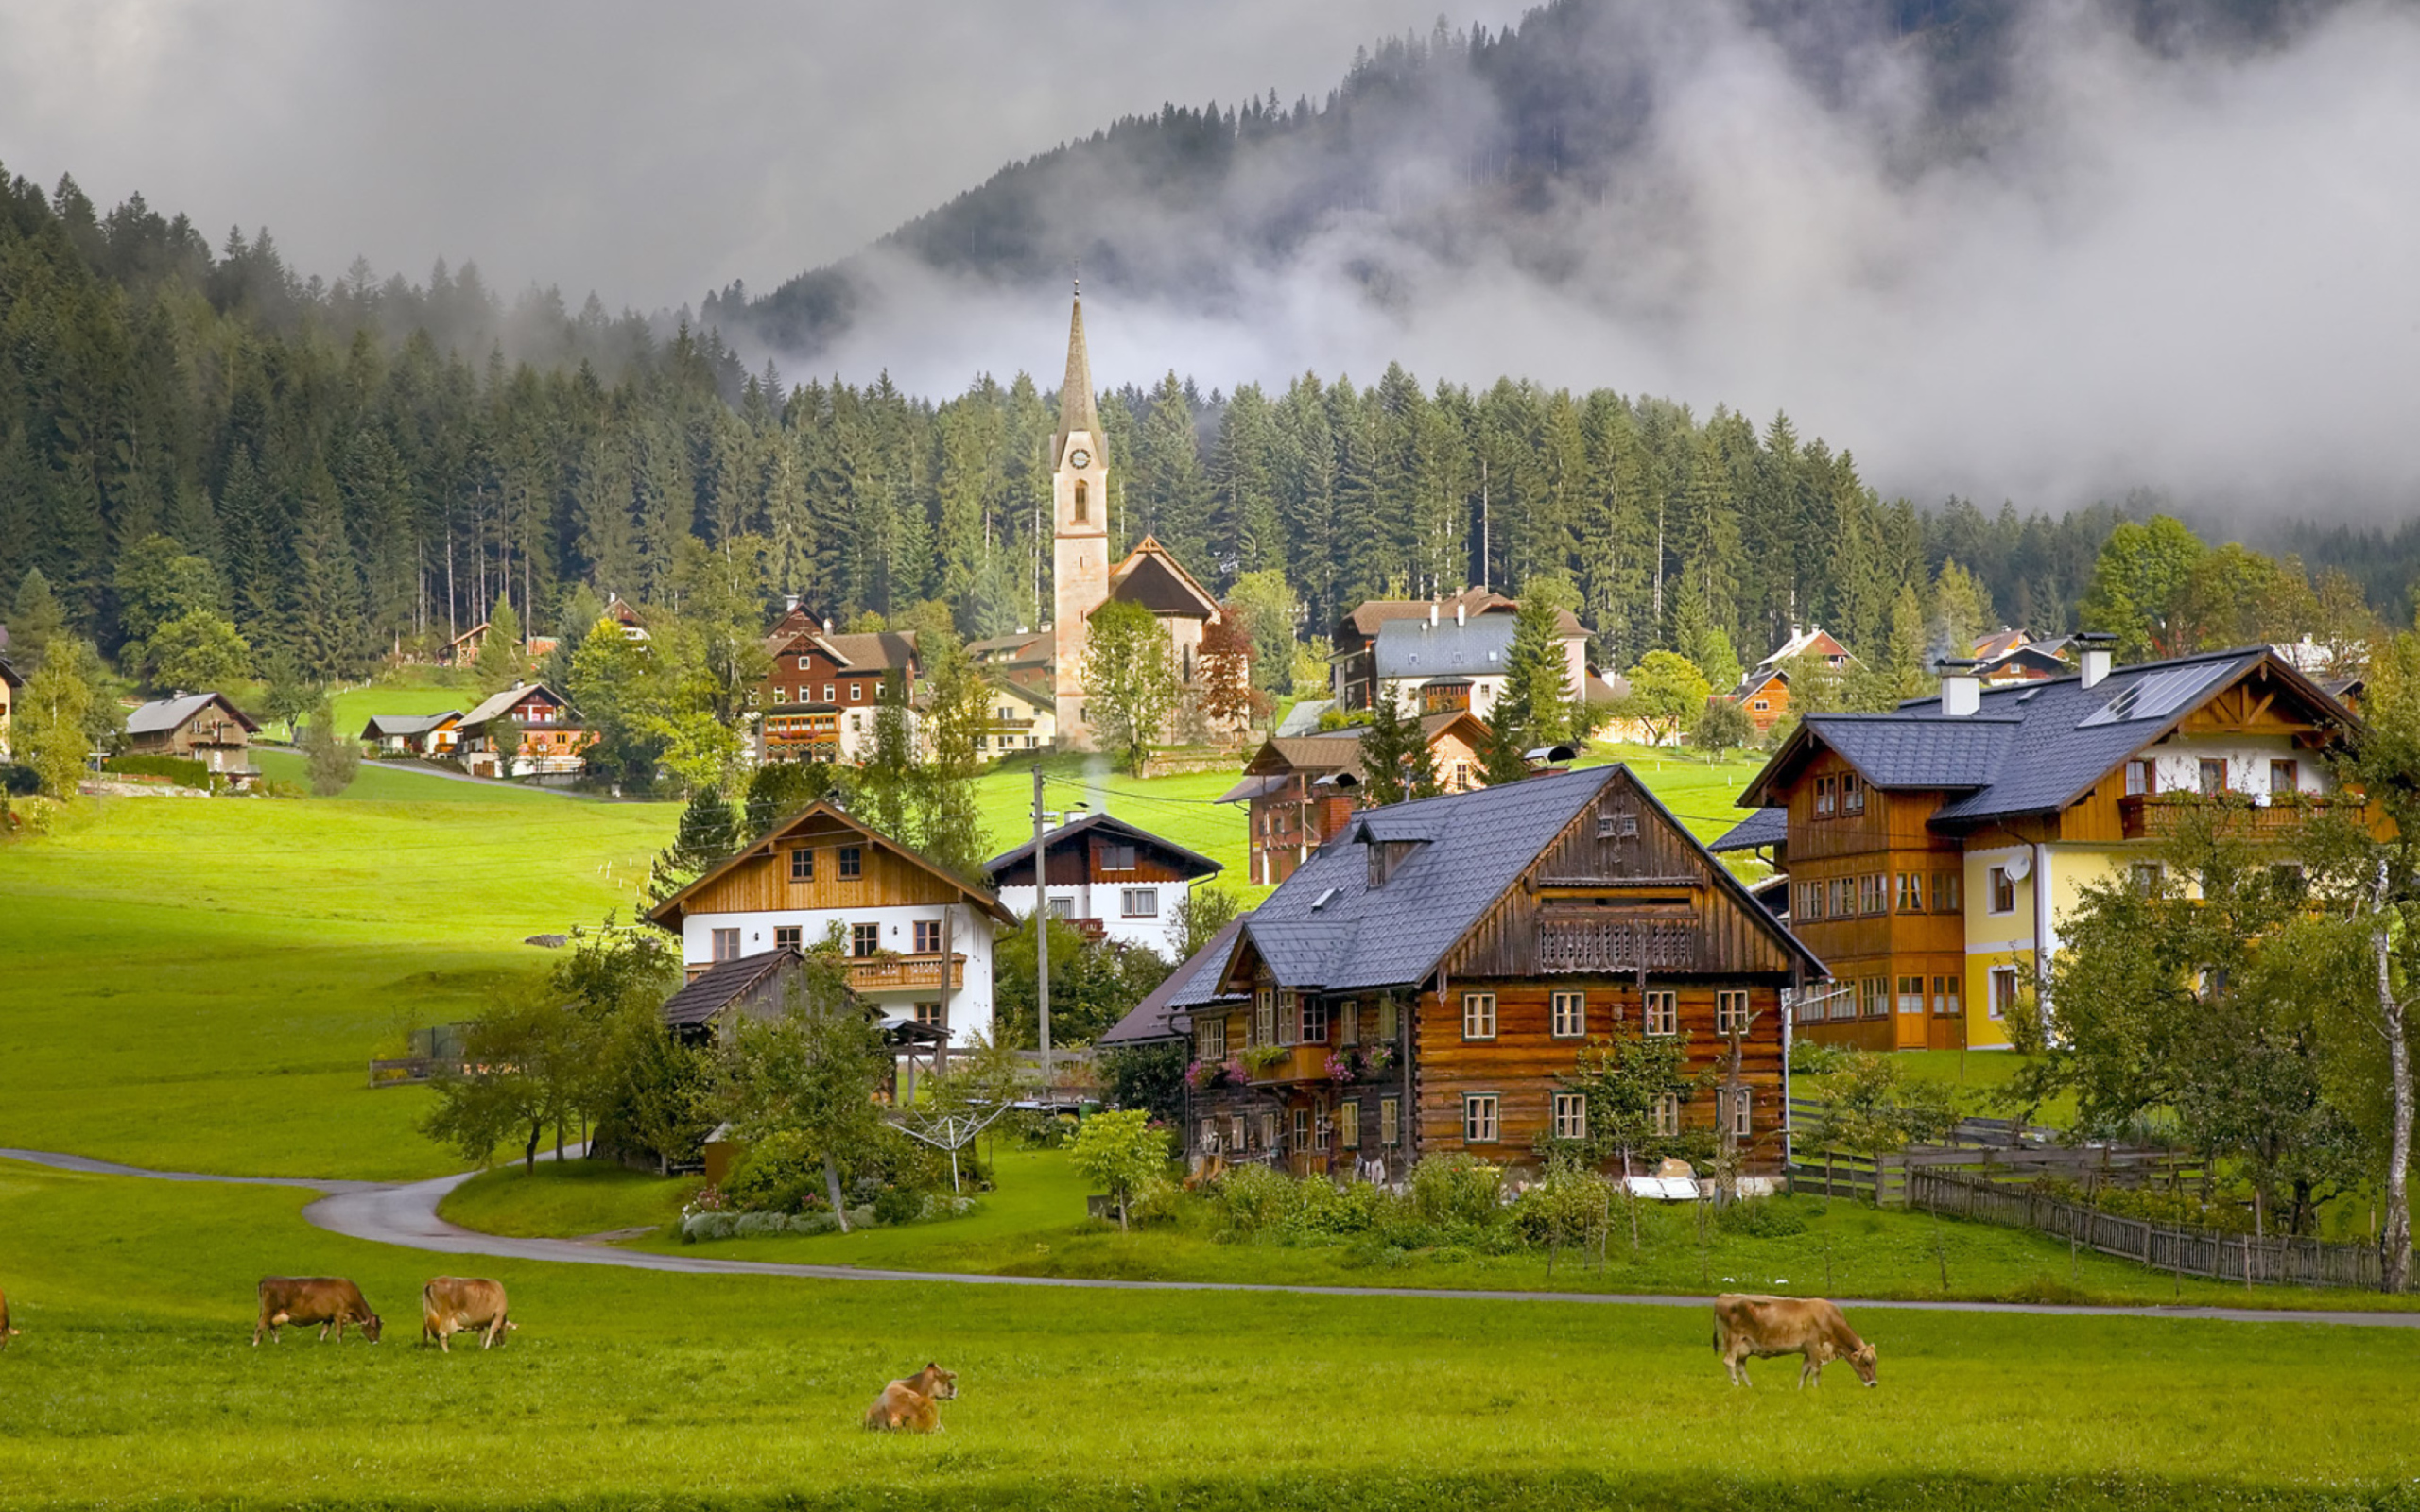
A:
646,799,1016,1046
1111,765,1822,1178
441,620,557,667
1216,713,1490,885
759,625,920,764
1716,643,2364,1052
124,692,259,782
359,711,461,757
1724,666,1792,736
983,808,1221,959
455,682,594,778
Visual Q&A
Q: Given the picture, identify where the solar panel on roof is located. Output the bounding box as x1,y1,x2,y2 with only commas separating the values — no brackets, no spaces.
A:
2076,661,2236,728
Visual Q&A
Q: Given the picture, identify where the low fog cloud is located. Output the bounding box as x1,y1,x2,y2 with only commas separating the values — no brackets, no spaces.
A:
813,2,2420,524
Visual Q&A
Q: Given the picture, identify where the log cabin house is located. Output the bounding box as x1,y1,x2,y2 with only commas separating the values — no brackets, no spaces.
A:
123,692,260,784
983,808,1222,960
1107,765,1822,1178
1713,642,2363,1053
646,799,1017,1046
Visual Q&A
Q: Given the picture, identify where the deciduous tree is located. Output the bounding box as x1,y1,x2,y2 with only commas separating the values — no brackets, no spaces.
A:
1083,600,1178,776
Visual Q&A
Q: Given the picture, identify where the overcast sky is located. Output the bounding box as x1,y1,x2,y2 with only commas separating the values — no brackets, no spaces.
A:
0,1,1527,311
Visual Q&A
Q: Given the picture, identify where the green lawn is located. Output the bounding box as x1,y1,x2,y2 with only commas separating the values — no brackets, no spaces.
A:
6,1157,2420,1510
438,1160,700,1238
0,783,675,1179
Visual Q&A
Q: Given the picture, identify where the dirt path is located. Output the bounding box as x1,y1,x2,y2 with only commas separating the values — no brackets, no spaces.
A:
8,1145,2417,1327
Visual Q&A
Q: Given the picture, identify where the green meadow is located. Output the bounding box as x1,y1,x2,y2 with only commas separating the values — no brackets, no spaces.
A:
2,730,2411,1508
7,1157,2420,1512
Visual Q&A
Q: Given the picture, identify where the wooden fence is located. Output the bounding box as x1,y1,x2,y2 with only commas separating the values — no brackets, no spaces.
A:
1906,1167,2397,1291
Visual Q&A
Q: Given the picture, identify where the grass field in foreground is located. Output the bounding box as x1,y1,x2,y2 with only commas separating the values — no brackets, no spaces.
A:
0,783,675,1179
4,1158,2419,1511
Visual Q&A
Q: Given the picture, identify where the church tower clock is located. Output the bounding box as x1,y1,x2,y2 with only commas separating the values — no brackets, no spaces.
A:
1051,288,1109,748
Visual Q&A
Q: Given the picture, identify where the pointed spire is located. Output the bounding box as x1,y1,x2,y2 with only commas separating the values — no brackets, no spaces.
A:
1054,285,1100,464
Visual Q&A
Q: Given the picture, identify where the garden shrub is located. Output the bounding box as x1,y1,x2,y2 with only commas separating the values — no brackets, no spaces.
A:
871,1185,924,1226
1716,1196,1808,1237
0,764,39,797
1409,1153,1504,1228
104,754,210,787
721,1132,834,1215
1216,1162,1301,1234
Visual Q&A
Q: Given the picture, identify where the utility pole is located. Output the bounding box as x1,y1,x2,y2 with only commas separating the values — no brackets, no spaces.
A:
1033,765,1053,1099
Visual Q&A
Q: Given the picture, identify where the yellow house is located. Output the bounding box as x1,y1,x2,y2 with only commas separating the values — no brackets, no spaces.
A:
980,672,1057,757
1714,640,2363,1052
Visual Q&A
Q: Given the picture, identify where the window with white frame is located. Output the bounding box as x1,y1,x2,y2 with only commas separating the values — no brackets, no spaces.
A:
1989,965,2022,1020
1652,1092,1681,1137
1728,1088,1752,1137
1379,1097,1400,1146
1293,1108,1311,1151
1461,992,1497,1040
1197,1015,1227,1061
1277,988,1302,1046
1550,990,1586,1039
1553,1091,1587,1142
1230,1115,1247,1150
1338,1101,1360,1149
1987,866,2015,914
1254,988,1276,1046
1462,1093,1500,1143
1199,1118,1216,1150
1340,1001,1359,1045
1716,989,1750,1034
1120,887,1157,918
1644,989,1678,1037
1258,1111,1279,1149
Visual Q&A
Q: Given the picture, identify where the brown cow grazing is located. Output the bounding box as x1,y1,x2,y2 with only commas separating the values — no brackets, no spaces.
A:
1,1281,18,1350
862,1363,959,1433
421,1277,515,1352
1713,1294,1877,1388
253,1278,382,1346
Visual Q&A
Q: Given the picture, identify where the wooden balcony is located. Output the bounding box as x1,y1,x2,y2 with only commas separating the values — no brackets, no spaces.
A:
2118,793,2360,842
843,953,966,993
1537,916,1698,973
1249,1045,1336,1083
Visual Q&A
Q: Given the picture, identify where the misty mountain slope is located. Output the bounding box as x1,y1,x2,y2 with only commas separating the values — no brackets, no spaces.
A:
714,0,2334,359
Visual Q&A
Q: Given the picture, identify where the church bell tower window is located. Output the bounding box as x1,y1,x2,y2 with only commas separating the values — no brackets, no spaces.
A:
1074,480,1087,522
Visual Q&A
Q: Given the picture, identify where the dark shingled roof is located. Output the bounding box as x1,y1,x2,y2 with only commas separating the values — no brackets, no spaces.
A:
1710,806,1789,853
1098,919,1245,1045
1173,765,1817,1004
660,948,808,1029
980,809,1222,884
1740,646,2350,829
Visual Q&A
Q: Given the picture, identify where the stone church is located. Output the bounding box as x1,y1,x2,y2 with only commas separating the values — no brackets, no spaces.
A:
973,292,1226,752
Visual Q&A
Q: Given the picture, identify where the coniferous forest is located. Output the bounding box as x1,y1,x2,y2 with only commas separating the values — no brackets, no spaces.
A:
0,161,2396,693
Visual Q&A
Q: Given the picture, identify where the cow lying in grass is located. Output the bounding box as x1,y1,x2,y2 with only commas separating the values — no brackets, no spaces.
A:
253,1277,382,1346
863,1363,959,1432
1713,1294,1876,1387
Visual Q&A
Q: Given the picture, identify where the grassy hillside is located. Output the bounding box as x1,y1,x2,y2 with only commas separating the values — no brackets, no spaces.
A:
0,774,675,1178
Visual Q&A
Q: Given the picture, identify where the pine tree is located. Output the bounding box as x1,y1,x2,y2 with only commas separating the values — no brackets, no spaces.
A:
1358,693,1439,806
8,567,67,672
479,597,531,694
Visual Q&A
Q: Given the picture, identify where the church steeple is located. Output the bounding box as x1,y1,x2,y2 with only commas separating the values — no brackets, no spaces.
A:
1054,287,1100,465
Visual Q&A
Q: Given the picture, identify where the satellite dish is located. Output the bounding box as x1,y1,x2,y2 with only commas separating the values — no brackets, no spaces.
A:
2004,852,2032,882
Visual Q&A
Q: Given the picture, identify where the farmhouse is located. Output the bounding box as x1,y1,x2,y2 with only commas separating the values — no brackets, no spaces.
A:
440,620,558,667
1216,713,1489,885
1715,640,2363,1052
123,692,259,784
758,624,920,765
646,799,1016,1046
1111,765,1820,1178
454,682,596,778
981,672,1056,756
0,656,17,761
358,711,460,757
983,808,1221,959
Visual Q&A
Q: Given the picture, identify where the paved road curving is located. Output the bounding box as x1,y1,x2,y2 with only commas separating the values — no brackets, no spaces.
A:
9,1145,2420,1327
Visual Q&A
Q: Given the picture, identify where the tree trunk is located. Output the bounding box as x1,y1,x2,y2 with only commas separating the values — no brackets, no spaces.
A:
1118,1190,1130,1233
825,1150,851,1233
524,1120,540,1175
2375,863,2411,1293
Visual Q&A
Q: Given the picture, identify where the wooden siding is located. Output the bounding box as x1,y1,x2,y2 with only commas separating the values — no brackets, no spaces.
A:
993,835,1199,889
678,813,967,915
1412,979,1788,1169
1443,765,1806,984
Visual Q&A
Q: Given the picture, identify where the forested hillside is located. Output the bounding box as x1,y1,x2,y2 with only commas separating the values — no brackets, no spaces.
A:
0,156,2184,692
